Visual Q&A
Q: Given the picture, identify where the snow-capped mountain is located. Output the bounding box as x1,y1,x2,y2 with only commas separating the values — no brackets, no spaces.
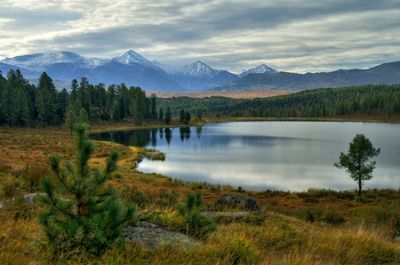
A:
2,51,108,71
0,50,182,91
239,64,277,78
1,50,238,90
112,50,155,68
156,60,238,90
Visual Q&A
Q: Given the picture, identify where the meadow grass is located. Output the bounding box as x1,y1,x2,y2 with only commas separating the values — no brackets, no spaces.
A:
1,125,400,264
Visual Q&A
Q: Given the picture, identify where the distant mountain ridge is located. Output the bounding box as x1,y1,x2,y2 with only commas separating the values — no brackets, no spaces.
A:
0,50,238,91
217,61,400,91
1,50,399,91
239,64,277,78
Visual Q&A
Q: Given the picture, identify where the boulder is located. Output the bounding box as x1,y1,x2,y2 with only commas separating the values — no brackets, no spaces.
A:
23,193,44,204
124,221,197,249
217,194,261,211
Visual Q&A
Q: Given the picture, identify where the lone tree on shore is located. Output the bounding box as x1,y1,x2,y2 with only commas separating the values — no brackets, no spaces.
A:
40,123,134,256
335,134,380,197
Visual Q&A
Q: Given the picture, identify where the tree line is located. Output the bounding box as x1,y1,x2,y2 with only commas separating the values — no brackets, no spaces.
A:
158,84,400,118
0,69,160,127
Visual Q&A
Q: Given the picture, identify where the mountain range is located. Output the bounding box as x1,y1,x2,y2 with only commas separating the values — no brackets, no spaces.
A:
0,50,399,91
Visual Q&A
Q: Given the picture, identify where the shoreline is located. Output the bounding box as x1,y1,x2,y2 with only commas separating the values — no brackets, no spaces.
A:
89,115,400,134
89,117,400,194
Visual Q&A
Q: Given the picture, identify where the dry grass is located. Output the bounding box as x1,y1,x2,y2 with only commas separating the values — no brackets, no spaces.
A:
1,125,400,264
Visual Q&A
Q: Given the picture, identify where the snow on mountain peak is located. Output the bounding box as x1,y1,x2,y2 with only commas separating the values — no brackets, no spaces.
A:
178,60,221,78
239,64,277,77
1,51,107,70
113,50,153,67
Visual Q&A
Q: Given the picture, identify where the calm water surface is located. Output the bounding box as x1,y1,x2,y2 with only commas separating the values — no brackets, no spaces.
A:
92,121,400,191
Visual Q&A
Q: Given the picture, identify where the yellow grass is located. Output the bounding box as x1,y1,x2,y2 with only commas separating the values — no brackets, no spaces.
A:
1,125,400,264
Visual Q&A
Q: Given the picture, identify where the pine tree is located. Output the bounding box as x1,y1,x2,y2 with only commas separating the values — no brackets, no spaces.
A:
158,108,164,120
0,72,5,123
178,192,216,238
150,93,157,119
64,103,79,134
165,106,172,125
179,109,185,124
78,107,90,124
335,134,381,197
40,124,135,256
184,111,191,125
36,72,58,125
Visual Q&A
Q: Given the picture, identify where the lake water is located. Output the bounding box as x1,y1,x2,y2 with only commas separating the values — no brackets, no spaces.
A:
91,121,400,191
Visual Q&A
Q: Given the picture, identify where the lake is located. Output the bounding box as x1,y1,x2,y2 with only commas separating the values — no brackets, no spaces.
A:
91,121,400,191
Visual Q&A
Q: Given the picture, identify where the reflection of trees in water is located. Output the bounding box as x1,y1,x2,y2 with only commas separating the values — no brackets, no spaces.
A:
179,127,191,141
195,126,203,138
165,128,172,145
128,130,151,147
151,129,157,147
92,125,201,147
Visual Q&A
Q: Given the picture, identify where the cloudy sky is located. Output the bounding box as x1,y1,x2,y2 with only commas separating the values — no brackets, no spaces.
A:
0,0,399,73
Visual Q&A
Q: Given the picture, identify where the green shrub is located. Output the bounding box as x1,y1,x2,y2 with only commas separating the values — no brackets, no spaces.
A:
178,192,217,239
40,124,135,257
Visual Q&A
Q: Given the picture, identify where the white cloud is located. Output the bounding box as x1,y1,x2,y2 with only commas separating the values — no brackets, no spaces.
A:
0,0,399,72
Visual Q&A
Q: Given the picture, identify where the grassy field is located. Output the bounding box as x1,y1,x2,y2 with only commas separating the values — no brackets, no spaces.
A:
1,124,400,264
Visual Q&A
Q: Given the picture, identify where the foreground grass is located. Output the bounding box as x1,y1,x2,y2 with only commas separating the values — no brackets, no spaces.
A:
1,125,400,264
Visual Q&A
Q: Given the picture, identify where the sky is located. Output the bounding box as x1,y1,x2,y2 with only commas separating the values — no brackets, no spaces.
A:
0,0,399,73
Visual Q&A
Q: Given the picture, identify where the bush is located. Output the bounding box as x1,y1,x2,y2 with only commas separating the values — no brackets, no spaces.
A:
178,192,217,239
40,124,135,257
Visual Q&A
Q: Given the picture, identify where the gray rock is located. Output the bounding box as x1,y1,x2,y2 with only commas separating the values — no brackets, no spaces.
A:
217,194,261,211
23,193,44,204
124,221,197,249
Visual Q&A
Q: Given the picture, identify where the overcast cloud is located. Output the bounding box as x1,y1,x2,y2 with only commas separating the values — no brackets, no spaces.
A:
0,0,399,73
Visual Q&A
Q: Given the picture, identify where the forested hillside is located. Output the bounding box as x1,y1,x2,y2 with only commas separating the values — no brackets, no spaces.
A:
1,68,399,127
0,70,158,126
159,84,400,118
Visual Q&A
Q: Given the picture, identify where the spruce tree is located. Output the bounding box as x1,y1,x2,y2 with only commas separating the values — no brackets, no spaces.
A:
78,107,90,124
158,108,164,121
40,124,134,256
36,72,58,125
179,109,185,124
150,93,157,119
64,103,79,134
165,106,172,125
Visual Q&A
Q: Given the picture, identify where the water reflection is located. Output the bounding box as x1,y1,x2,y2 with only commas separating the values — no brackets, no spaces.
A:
91,122,400,191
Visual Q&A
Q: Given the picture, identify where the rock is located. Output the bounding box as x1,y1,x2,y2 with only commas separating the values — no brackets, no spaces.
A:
124,221,197,249
23,193,44,204
217,194,261,211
